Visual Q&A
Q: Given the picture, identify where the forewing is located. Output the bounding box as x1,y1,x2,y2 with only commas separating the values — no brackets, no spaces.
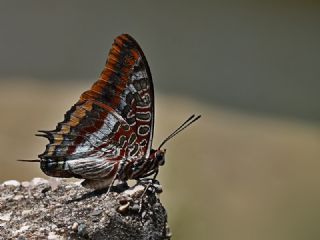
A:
38,34,154,178
80,34,155,158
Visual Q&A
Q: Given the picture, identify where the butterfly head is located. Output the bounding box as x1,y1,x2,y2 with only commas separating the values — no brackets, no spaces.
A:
154,149,166,166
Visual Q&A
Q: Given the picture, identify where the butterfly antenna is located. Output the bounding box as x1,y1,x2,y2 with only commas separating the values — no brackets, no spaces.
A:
158,114,201,150
17,159,41,163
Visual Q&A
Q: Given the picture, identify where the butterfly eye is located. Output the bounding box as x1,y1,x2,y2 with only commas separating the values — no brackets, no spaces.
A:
156,150,165,166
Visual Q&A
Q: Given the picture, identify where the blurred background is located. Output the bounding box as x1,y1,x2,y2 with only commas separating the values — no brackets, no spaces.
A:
0,1,320,239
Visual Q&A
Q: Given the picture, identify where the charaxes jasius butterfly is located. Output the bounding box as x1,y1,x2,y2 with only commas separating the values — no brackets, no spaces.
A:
21,34,200,189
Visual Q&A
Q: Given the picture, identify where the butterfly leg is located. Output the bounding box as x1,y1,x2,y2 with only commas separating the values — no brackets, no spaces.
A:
106,159,128,194
136,177,163,213
153,169,159,179
106,171,121,195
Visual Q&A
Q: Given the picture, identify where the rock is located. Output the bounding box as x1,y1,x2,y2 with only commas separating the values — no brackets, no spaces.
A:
30,177,48,186
123,184,145,198
117,201,130,213
131,203,140,212
17,225,30,233
50,224,57,230
13,195,24,201
0,212,12,221
47,231,61,240
71,222,78,231
2,180,20,187
47,177,61,191
21,181,30,188
0,179,170,239
1,194,14,201
21,210,32,216
89,209,103,216
77,223,88,237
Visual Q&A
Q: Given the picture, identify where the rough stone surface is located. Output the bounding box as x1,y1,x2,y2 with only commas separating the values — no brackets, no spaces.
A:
0,178,171,240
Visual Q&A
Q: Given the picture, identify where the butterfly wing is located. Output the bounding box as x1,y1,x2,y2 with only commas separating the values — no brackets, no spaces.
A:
38,34,154,180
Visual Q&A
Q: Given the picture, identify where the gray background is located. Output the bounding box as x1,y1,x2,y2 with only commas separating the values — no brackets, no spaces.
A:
0,1,319,122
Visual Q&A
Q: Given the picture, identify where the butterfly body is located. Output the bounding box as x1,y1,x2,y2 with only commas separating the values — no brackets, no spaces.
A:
37,34,166,189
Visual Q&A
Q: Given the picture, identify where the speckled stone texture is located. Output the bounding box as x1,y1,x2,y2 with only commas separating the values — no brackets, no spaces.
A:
0,178,171,240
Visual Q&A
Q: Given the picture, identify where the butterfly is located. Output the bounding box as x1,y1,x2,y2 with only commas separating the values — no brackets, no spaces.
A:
21,34,200,189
